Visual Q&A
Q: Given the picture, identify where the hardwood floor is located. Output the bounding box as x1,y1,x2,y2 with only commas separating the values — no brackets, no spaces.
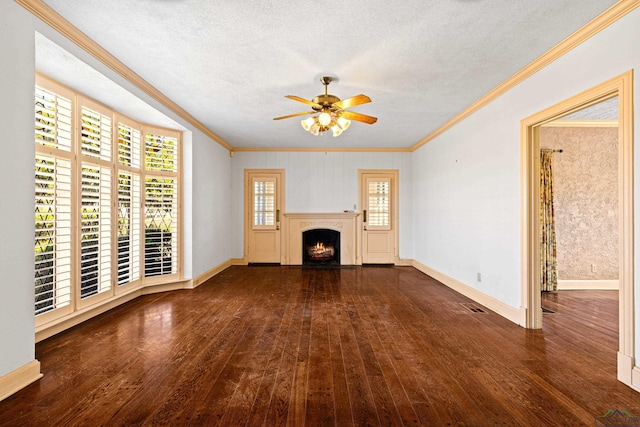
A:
1,266,638,426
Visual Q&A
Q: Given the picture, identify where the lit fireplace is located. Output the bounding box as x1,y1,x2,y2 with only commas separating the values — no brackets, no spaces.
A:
302,229,340,265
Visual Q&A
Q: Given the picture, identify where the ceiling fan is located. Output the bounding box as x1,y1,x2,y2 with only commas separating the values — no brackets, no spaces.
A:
273,76,377,137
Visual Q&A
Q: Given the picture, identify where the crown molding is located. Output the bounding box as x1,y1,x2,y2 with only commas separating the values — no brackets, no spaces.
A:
411,0,640,152
231,147,412,153
16,0,233,151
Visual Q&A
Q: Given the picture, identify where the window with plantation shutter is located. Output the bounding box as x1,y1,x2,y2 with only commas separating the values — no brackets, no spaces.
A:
117,122,142,286
34,74,181,324
367,179,391,229
35,155,72,315
253,179,276,228
79,163,111,298
144,130,179,277
34,82,73,316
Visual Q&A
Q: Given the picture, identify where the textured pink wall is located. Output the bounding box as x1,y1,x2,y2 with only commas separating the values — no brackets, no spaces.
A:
540,126,618,280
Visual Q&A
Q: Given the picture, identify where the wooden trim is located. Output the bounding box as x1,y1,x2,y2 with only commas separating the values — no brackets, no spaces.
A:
232,147,412,153
521,70,634,388
411,0,640,151
0,360,43,402
230,257,247,265
412,260,526,326
16,0,232,151
191,260,232,288
541,120,618,128
557,280,619,290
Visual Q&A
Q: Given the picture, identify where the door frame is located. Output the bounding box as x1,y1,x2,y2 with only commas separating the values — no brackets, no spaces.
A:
244,169,285,263
520,70,635,389
358,169,399,264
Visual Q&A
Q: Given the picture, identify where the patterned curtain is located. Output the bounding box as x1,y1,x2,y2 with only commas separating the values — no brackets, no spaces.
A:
540,150,558,291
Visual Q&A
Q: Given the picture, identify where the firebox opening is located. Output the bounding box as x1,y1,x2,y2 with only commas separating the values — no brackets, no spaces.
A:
302,228,340,265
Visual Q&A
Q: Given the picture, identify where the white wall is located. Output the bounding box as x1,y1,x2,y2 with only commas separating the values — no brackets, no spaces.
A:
190,131,232,276
230,151,413,260
0,1,38,378
0,0,233,380
411,7,640,353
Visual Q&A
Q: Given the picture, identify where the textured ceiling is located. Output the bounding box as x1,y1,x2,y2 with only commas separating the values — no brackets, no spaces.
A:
38,0,618,150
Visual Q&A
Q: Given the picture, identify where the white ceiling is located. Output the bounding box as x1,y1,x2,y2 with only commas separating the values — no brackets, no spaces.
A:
38,0,618,150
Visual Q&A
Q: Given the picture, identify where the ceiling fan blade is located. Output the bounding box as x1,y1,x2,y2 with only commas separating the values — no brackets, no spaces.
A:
339,110,378,124
285,95,321,109
273,111,316,120
332,94,371,110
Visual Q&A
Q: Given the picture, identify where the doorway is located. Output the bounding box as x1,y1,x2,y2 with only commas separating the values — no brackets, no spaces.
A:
521,70,634,388
359,169,399,264
244,169,284,263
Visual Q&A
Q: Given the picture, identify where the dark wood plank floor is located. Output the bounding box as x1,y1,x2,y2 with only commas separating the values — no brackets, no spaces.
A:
1,266,638,426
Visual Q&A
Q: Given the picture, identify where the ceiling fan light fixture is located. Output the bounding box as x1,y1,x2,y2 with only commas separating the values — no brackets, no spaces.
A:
332,125,343,137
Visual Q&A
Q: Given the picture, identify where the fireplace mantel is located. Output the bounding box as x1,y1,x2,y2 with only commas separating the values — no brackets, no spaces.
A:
283,213,360,265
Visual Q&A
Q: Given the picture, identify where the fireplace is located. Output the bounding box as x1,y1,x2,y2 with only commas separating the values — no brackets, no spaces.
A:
303,229,340,265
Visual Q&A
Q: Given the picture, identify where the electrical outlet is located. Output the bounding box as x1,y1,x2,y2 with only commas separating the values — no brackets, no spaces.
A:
353,204,357,210
591,264,597,273
477,273,482,282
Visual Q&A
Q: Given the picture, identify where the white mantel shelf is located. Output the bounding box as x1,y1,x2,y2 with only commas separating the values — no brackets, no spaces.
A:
282,212,361,265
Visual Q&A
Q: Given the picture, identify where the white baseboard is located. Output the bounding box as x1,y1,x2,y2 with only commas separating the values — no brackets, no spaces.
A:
557,279,619,290
0,360,42,402
411,260,526,326
192,259,233,288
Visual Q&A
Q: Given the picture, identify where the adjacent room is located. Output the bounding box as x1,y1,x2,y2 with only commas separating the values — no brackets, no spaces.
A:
2,0,640,425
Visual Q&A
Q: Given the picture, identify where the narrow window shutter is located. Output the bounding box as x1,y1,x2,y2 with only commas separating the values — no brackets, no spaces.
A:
117,172,141,285
35,155,72,315
367,179,391,228
35,86,72,152
81,106,112,161
144,177,178,277
80,163,112,298
253,179,276,228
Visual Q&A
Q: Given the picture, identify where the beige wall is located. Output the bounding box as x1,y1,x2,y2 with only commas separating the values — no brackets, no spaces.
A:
540,126,618,280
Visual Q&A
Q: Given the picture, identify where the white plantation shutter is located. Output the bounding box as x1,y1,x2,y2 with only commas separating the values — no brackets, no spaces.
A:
117,172,141,285
144,129,179,278
81,106,112,161
367,178,391,229
34,155,72,315
118,123,141,168
144,177,178,276
253,179,276,228
35,86,72,152
80,164,111,298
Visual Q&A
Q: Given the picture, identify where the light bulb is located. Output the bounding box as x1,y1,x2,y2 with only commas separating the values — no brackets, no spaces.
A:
332,125,343,137
337,116,351,130
301,117,315,131
318,112,332,126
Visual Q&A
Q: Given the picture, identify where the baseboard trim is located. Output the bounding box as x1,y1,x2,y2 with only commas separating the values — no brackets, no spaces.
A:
395,258,413,266
557,279,619,290
412,260,526,326
192,260,233,288
230,257,247,266
0,360,42,402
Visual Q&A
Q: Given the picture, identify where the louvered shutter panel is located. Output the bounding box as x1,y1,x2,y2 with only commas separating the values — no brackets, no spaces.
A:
35,86,72,152
117,172,141,285
144,177,178,276
34,155,72,315
80,164,112,297
367,178,391,229
81,106,112,161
